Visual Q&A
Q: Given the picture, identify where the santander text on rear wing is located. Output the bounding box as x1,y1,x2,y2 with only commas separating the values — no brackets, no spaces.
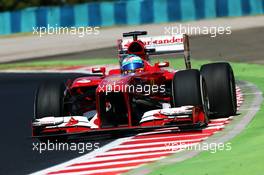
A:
118,32,191,69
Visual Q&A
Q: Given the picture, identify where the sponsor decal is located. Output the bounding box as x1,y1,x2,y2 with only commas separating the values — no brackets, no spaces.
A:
122,36,183,48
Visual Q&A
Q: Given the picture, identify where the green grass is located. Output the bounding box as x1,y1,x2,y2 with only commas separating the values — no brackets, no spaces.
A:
146,61,264,175
0,57,197,70
0,58,116,69
1,58,264,174
0,57,217,70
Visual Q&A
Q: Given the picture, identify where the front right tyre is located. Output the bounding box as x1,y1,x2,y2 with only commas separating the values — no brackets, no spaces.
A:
172,69,209,124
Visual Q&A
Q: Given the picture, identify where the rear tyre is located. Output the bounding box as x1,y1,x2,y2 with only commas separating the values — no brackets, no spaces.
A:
172,69,209,123
34,82,65,119
200,62,237,118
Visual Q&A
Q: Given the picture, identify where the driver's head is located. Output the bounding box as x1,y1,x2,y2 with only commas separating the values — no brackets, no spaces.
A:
121,54,144,74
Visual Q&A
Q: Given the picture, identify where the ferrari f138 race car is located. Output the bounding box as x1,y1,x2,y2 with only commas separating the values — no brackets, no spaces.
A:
32,31,237,139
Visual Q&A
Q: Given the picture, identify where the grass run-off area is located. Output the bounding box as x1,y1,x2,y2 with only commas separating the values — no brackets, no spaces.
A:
0,58,116,70
147,60,264,175
1,58,264,174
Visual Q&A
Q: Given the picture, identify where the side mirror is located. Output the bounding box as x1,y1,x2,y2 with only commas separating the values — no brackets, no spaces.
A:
155,62,169,68
92,67,106,75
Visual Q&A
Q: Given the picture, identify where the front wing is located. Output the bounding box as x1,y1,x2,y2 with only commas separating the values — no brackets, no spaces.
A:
32,106,206,139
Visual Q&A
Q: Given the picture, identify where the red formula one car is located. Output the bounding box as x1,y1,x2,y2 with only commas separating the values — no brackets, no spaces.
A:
32,31,237,139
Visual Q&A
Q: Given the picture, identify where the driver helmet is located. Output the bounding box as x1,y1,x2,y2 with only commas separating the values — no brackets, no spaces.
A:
121,54,144,74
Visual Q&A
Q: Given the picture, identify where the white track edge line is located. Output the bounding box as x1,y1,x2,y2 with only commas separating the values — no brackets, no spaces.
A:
30,136,133,175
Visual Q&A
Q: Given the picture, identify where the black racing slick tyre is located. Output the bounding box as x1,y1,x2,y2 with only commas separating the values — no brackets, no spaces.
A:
34,82,65,119
200,62,237,118
172,69,209,118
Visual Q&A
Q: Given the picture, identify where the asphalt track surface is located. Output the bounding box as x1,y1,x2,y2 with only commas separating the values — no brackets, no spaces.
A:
0,73,115,175
14,27,264,64
1,27,263,175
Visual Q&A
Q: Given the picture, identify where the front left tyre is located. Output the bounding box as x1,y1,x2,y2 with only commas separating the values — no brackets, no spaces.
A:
34,82,65,119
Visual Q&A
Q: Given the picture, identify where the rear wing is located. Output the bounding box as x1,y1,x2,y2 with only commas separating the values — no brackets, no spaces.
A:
118,33,191,69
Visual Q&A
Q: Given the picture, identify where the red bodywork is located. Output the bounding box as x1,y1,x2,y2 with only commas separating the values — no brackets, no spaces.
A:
32,34,206,138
